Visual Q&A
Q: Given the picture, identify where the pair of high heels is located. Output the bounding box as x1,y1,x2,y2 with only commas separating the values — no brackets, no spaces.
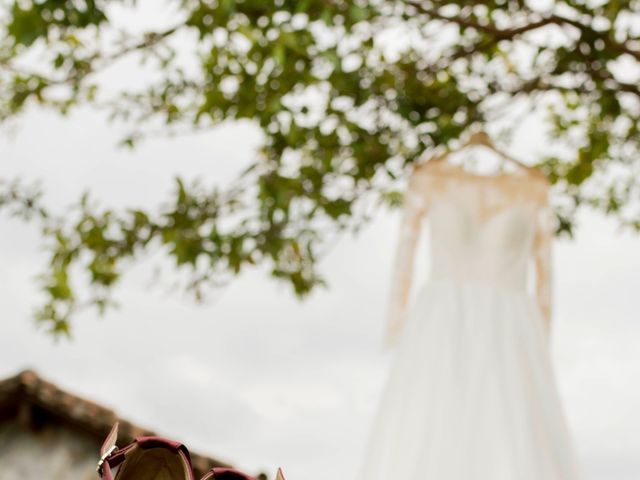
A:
97,423,285,480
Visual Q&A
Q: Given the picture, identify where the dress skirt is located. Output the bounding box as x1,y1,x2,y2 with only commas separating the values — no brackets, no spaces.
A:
356,280,581,480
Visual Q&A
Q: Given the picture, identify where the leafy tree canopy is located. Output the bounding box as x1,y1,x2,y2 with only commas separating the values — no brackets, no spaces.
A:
1,0,639,335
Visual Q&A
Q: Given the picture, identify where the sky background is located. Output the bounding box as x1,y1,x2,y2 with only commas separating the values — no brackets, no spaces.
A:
1,2,640,478
1,104,639,480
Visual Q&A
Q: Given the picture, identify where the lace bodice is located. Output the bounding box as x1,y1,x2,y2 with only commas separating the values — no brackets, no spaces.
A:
429,197,537,289
386,161,554,345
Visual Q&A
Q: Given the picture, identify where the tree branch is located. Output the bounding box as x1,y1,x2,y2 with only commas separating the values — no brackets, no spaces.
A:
1,24,182,87
408,2,553,38
547,13,640,62
408,2,640,61
101,25,181,65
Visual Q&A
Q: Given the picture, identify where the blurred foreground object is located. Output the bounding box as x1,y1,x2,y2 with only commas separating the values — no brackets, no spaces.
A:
98,422,281,480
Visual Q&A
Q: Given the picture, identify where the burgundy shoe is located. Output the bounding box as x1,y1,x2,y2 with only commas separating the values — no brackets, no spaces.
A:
201,467,256,480
202,467,285,480
97,423,284,480
97,424,195,480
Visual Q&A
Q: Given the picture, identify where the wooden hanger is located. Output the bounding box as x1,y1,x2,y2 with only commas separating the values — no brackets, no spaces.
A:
424,130,549,184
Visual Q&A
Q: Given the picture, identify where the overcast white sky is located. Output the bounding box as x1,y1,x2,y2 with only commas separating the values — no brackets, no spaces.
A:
1,2,640,479
1,103,639,480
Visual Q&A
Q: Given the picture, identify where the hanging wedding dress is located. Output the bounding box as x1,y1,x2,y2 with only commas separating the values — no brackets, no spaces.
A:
356,157,581,480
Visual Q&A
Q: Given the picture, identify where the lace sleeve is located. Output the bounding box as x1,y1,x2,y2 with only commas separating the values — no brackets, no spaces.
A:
533,205,555,338
384,174,428,348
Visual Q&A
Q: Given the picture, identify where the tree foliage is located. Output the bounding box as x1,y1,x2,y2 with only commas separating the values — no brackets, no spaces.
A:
1,0,639,335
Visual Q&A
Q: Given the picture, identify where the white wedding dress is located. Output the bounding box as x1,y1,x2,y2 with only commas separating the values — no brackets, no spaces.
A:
357,163,581,480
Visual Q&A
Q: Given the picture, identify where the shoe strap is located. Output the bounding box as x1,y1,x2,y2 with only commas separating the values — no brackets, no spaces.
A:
97,422,194,480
